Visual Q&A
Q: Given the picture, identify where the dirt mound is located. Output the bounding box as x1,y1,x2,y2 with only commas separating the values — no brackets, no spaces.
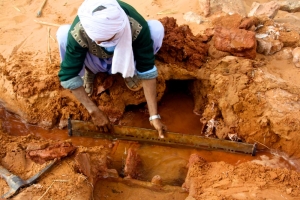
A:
183,154,300,199
157,17,209,70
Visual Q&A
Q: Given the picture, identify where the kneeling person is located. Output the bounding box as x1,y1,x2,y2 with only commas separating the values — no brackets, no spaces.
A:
56,0,166,138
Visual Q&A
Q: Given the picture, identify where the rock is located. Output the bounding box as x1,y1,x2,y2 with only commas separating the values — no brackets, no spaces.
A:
204,27,215,38
183,11,202,24
124,148,142,179
292,47,300,68
208,42,231,59
27,141,76,164
214,26,257,59
106,168,119,178
239,16,259,30
96,75,114,95
274,14,300,34
26,142,49,151
58,119,68,129
187,153,206,168
39,119,56,129
198,0,210,17
269,171,278,180
248,1,280,19
256,38,283,55
279,30,300,47
278,0,300,12
286,188,292,195
254,21,298,54
74,147,111,185
275,47,293,60
75,153,92,178
213,13,243,29
207,0,246,16
151,175,162,186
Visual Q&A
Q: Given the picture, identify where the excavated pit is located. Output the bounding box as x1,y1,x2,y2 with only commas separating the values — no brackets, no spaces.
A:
1,104,298,199
1,0,300,199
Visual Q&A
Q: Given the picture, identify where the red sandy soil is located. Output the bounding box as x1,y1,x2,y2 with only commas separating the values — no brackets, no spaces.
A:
1,0,300,199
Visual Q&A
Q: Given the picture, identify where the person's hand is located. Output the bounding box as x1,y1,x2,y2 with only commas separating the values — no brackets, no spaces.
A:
150,119,167,138
90,109,112,133
70,86,112,133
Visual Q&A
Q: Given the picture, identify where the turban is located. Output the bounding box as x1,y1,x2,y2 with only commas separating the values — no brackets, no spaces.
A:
78,0,135,77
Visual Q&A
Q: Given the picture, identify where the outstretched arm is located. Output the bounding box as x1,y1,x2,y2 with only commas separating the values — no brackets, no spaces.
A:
142,78,167,138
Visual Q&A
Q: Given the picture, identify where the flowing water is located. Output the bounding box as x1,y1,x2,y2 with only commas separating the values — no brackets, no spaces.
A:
0,83,299,190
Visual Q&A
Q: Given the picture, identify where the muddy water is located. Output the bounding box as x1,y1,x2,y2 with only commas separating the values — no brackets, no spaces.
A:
0,105,112,147
0,85,299,187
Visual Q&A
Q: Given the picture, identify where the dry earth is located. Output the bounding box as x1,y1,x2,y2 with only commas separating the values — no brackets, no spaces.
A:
1,0,300,199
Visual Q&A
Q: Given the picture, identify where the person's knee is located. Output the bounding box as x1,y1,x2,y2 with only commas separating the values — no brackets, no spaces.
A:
148,20,164,39
56,25,71,44
147,20,164,54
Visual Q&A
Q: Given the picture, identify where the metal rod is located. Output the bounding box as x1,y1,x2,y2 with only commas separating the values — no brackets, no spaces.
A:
69,120,257,156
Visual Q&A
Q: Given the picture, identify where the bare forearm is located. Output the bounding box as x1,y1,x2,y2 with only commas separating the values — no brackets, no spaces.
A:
142,78,166,138
142,78,158,116
71,86,98,114
71,86,111,131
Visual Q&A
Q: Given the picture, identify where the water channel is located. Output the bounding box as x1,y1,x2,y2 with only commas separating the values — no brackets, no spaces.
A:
0,80,299,198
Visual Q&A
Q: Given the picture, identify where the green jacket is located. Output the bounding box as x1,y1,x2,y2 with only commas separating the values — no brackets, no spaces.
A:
58,1,154,82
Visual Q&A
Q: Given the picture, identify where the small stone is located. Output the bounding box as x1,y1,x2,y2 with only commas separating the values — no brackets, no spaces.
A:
275,47,293,60
26,142,49,151
292,47,300,68
286,188,292,194
106,169,119,178
151,175,162,186
269,171,278,180
58,119,68,129
256,38,283,55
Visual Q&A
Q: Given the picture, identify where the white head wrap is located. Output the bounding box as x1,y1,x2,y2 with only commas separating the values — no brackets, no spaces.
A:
78,0,135,77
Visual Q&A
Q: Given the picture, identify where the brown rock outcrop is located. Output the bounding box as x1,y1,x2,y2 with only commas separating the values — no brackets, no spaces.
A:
214,26,257,59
